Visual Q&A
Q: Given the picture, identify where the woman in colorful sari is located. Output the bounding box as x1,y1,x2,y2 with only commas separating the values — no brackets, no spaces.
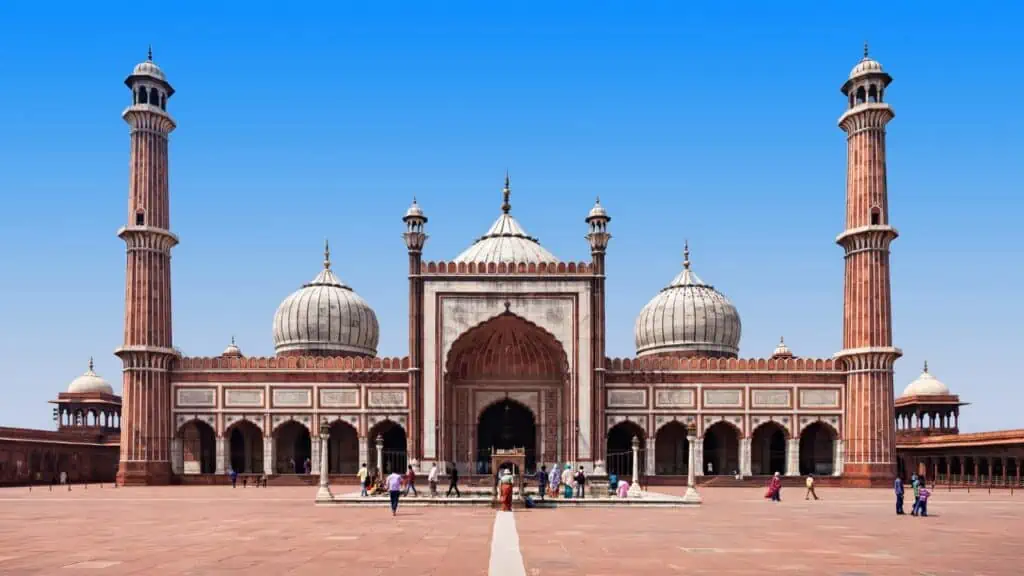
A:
561,464,574,498
765,471,783,502
499,469,515,511
617,479,630,498
549,464,561,498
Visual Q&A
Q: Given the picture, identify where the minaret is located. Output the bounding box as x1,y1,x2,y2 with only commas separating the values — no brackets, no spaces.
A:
115,49,178,486
403,197,428,467
585,198,610,469
836,43,902,486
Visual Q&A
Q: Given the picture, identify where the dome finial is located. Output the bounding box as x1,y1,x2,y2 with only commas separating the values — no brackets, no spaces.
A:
923,359,928,373
231,335,236,346
323,239,331,270
501,170,511,214
683,240,691,270
88,356,94,372
863,41,869,58
779,336,785,345
148,44,153,61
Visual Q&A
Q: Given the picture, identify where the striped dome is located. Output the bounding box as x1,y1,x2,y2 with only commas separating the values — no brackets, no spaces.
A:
272,242,379,357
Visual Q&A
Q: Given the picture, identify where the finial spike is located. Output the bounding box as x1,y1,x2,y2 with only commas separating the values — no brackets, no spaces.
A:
779,336,785,345
683,240,690,270
863,41,869,58
231,335,236,346
923,360,928,373
88,357,94,371
323,239,331,269
501,171,511,214
148,45,153,61
595,195,601,204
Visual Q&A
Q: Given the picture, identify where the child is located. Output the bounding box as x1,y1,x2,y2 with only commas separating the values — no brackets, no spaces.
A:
917,480,930,517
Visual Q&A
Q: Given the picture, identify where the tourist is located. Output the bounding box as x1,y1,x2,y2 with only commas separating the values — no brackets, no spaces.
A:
229,468,238,488
608,472,618,496
499,468,515,511
548,463,561,498
561,464,574,498
304,458,312,475
260,473,268,488
358,463,369,497
575,466,587,499
428,462,439,497
805,474,819,500
911,474,922,516
446,461,461,497
242,475,247,488
537,465,548,501
894,475,905,515
403,465,418,497
917,479,931,517
385,468,403,516
617,479,630,498
765,471,782,502
706,462,714,475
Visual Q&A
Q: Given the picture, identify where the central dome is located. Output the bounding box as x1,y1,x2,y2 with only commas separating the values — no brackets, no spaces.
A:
634,243,741,358
272,242,379,357
453,175,559,264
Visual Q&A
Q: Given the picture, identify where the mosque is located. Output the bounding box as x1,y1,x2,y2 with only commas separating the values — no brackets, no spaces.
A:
2,47,1021,488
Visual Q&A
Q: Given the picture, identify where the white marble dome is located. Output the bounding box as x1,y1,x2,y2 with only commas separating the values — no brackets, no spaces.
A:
404,198,426,221
635,244,742,357
222,337,242,357
901,362,950,397
453,175,559,265
849,43,885,79
586,198,609,221
67,358,114,395
272,243,379,357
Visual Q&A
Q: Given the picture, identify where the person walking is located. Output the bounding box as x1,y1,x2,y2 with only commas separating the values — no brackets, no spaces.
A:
386,469,403,516
548,463,561,498
537,465,548,501
229,468,238,488
446,461,461,497
561,464,574,498
805,474,819,500
574,466,587,499
358,463,369,497
917,479,931,517
403,465,418,497
428,462,439,497
911,474,922,516
765,471,782,502
894,475,905,515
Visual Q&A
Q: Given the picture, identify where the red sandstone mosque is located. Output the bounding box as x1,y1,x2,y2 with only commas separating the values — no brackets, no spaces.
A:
1,46,1022,488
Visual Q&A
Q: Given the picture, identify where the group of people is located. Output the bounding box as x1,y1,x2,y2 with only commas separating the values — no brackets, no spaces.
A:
536,464,589,499
764,472,821,502
227,468,268,488
895,474,931,517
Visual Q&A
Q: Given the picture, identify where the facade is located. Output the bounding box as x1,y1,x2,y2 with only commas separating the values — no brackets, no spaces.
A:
0,360,121,486
100,47,1017,489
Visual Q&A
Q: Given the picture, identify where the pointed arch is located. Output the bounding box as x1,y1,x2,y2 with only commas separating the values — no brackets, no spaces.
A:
703,421,740,476
445,311,569,381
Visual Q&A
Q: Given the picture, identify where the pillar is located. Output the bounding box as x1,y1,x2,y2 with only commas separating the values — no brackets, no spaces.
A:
786,438,800,476
628,435,643,498
644,437,655,477
358,435,369,473
311,434,321,475
316,422,333,501
739,438,751,477
833,439,844,476
375,434,384,475
694,439,704,476
682,424,702,503
215,436,226,474
263,436,274,475
170,438,183,475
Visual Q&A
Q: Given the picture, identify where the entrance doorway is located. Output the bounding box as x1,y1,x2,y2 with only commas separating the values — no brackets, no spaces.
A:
477,399,536,474
702,422,740,476
274,421,311,474
751,422,787,476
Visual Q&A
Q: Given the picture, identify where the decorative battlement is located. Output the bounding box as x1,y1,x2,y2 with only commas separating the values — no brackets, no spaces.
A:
605,356,841,372
175,355,411,372
419,260,595,276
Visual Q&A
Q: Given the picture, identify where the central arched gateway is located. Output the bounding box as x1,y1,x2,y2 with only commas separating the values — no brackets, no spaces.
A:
442,311,570,474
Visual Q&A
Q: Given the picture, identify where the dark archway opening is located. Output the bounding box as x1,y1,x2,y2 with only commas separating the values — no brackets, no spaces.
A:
751,423,787,476
229,421,263,474
369,421,407,476
477,399,536,474
327,421,360,474
703,422,740,476
799,422,836,475
606,421,645,479
274,421,311,474
181,419,216,474
654,422,689,475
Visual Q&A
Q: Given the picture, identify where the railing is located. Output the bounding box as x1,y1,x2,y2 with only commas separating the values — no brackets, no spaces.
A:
606,449,647,488
930,475,1024,494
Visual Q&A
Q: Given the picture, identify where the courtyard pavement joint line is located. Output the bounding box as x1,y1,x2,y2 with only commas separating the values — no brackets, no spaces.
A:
488,511,526,576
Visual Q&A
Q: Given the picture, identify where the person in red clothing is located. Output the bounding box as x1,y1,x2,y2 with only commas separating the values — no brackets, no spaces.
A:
402,465,418,497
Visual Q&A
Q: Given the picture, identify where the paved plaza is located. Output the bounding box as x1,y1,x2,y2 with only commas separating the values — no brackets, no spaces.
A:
0,484,1021,575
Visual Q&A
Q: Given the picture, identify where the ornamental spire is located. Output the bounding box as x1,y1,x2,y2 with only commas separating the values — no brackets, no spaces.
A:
501,171,511,214
923,360,928,373
683,239,691,270
148,45,153,61
863,41,869,58
323,239,331,270
88,357,94,372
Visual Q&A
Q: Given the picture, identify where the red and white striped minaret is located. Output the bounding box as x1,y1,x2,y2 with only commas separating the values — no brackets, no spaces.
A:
115,48,179,486
836,43,902,487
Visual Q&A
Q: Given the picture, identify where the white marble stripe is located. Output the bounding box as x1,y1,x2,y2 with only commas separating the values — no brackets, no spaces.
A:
489,511,526,576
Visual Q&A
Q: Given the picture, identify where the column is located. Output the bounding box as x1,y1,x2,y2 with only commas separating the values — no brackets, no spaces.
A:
786,438,800,476
311,435,321,475
628,435,643,497
316,422,333,501
739,438,752,477
375,434,384,475
215,436,227,474
682,424,702,503
833,439,844,476
263,436,274,474
645,438,655,478
170,438,183,475
694,439,704,476
358,436,369,472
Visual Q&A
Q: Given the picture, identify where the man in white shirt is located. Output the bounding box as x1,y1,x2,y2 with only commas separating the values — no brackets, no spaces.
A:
428,462,439,497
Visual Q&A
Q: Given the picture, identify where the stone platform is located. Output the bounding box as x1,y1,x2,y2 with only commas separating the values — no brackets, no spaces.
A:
315,488,696,508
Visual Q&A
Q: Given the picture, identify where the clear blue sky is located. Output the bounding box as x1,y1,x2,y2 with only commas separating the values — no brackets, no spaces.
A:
0,2,1020,432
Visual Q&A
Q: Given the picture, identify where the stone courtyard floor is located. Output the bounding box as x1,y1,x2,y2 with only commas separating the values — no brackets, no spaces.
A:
0,484,1021,575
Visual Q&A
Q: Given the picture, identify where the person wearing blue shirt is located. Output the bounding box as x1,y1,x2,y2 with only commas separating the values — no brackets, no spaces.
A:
894,475,905,515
